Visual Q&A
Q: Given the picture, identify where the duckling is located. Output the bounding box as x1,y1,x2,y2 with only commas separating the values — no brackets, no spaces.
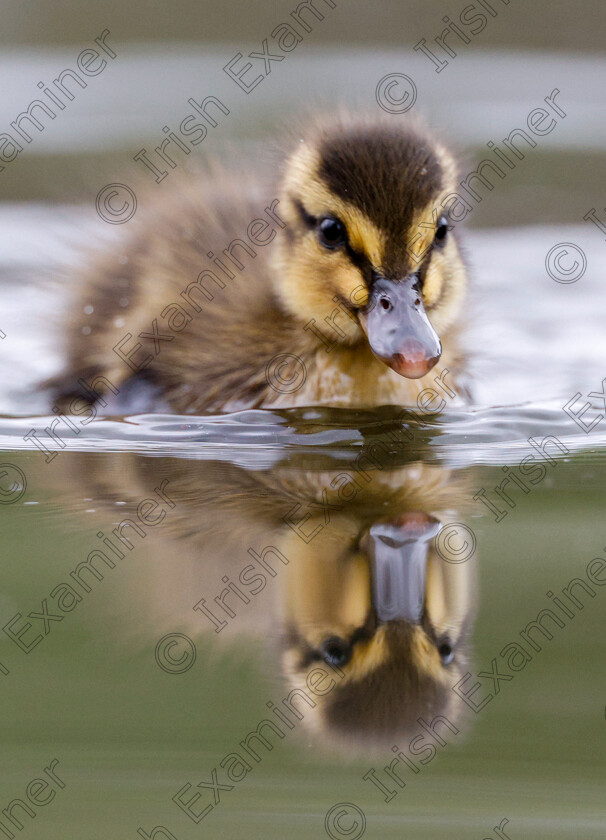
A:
51,112,468,414
39,445,475,749
275,473,475,751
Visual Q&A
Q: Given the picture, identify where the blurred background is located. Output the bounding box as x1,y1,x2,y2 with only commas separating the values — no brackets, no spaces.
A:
1,3,606,839
0,0,604,227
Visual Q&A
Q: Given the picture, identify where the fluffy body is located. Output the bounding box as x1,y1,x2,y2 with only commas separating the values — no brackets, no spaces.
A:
52,113,468,414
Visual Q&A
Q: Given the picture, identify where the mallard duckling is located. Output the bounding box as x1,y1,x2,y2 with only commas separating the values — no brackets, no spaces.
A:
41,447,475,749
51,112,468,414
275,472,475,751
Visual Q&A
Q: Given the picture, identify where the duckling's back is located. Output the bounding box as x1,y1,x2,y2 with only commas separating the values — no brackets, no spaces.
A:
51,164,300,414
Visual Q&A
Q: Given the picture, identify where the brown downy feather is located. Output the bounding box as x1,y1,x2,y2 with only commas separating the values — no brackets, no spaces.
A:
49,112,469,414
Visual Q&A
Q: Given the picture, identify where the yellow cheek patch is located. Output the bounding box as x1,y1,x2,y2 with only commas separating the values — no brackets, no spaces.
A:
346,625,390,681
408,198,454,308
349,283,369,308
350,625,446,685
332,262,369,309
410,625,444,680
422,258,444,308
407,205,440,265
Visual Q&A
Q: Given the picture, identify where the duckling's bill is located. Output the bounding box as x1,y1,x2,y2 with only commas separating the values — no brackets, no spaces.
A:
363,512,441,622
358,274,443,379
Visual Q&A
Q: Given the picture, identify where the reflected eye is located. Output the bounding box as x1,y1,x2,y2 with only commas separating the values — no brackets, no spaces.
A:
320,636,352,667
437,637,455,665
318,217,347,249
434,216,449,246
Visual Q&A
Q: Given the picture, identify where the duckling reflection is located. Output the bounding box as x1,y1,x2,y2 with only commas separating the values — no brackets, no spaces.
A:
275,498,474,751
45,450,476,751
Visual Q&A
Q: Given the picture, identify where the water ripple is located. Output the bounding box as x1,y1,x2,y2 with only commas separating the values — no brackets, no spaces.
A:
1,400,604,470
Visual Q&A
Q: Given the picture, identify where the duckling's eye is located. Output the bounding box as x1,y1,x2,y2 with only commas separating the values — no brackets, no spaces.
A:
319,636,352,667
318,217,347,250
434,216,449,246
437,638,455,666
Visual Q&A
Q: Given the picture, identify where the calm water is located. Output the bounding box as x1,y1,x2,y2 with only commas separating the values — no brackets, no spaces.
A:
1,409,605,839
1,31,606,840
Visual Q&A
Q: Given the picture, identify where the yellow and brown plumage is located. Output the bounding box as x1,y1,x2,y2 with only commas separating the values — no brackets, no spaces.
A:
39,447,475,751
51,112,468,414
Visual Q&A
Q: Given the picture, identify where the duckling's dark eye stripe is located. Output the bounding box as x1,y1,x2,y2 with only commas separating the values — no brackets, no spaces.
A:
291,195,371,277
292,197,317,229
345,240,370,277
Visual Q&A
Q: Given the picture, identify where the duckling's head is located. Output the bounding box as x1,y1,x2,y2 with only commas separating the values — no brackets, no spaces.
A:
273,114,466,378
276,506,475,752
